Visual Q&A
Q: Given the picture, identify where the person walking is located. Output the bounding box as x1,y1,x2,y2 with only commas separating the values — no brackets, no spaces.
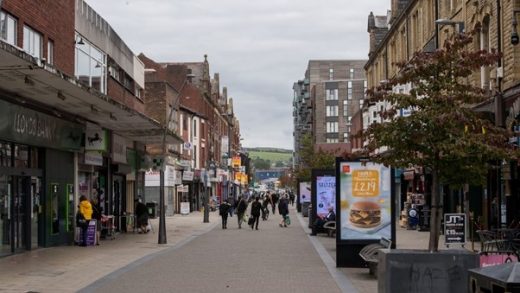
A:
289,191,295,206
250,197,262,230
78,195,92,246
261,194,271,220
235,196,248,229
219,199,231,229
271,192,278,215
278,195,289,228
228,197,235,217
135,198,149,233
90,197,102,245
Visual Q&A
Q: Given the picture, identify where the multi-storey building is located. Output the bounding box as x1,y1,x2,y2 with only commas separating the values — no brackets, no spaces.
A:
0,0,181,256
363,0,520,230
293,60,367,163
292,79,312,167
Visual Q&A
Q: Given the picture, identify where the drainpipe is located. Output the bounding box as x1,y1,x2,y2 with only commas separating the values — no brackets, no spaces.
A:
495,0,504,228
435,0,439,50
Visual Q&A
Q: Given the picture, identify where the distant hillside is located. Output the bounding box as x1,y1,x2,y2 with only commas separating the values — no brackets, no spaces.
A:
245,147,292,153
245,148,293,169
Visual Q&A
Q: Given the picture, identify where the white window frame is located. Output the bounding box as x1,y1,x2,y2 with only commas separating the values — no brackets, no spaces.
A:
47,40,54,65
0,10,17,46
349,68,354,79
329,68,334,80
347,81,353,100
326,105,338,117
326,89,338,100
23,25,42,59
326,122,338,133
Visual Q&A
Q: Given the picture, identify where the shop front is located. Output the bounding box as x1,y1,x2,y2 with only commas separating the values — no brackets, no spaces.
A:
0,98,83,256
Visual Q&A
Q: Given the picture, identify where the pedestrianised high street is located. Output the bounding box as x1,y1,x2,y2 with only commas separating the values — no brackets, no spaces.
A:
1,0,520,292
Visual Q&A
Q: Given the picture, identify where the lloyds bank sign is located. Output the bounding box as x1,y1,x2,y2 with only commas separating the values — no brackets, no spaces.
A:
0,99,84,151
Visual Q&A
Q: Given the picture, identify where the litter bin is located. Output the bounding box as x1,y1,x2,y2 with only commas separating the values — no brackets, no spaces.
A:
308,204,314,228
146,201,158,219
302,202,310,217
469,262,520,293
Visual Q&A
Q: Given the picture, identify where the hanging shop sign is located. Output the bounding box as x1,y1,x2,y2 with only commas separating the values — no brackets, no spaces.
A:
0,99,83,151
232,156,241,168
112,134,127,164
85,123,108,151
84,151,103,166
182,171,194,181
221,136,229,156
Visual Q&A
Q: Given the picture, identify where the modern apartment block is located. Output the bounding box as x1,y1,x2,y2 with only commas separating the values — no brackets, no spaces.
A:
293,60,367,164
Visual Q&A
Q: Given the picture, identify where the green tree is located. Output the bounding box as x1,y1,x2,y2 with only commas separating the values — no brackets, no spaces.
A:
361,32,517,251
275,161,285,167
253,158,271,170
296,133,336,181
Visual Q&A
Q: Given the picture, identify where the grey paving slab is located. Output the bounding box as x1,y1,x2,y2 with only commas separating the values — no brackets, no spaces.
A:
81,207,342,293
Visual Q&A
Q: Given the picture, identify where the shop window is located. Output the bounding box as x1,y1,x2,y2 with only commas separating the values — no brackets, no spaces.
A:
0,142,12,167
14,145,29,168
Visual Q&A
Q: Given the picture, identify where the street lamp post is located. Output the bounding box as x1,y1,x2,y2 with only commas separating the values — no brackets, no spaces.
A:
158,74,193,244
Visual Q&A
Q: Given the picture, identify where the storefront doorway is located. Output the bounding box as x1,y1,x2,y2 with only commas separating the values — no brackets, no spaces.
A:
0,175,42,256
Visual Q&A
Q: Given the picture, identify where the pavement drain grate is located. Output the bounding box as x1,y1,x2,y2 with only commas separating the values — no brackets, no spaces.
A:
20,271,65,277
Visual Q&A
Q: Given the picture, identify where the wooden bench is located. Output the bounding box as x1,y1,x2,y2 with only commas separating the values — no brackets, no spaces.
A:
359,237,392,276
323,221,336,237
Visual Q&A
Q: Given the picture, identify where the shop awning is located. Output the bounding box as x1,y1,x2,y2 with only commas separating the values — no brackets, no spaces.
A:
0,41,183,145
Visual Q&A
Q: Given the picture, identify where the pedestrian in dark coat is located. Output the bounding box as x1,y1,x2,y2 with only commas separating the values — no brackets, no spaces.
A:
278,196,289,228
235,196,248,229
219,200,231,229
271,192,278,215
289,191,295,206
250,197,262,230
261,195,271,220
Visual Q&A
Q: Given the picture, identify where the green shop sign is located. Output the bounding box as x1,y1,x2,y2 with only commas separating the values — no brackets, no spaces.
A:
0,99,84,151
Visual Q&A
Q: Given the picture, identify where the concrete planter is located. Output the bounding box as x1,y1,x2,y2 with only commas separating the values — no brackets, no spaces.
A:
378,249,479,293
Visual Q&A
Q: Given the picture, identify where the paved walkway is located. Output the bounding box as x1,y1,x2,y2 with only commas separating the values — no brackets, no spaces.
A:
0,212,217,293
0,205,481,293
80,205,343,293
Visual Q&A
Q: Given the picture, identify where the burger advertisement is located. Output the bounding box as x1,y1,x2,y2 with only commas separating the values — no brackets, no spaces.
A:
339,161,392,240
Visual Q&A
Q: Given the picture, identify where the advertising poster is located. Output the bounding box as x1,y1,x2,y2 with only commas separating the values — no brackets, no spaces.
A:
299,182,311,203
316,176,336,218
339,161,391,240
444,213,466,246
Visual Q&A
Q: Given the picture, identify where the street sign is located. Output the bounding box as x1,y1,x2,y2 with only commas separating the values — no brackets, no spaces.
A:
444,213,466,247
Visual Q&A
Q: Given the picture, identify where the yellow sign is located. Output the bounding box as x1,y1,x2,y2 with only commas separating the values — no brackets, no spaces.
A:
241,174,248,185
352,170,379,197
235,172,242,181
232,156,241,168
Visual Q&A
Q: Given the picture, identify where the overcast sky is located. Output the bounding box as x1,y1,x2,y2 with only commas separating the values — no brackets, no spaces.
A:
87,0,389,150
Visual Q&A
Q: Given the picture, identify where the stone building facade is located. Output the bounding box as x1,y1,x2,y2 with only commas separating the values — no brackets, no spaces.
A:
363,0,520,229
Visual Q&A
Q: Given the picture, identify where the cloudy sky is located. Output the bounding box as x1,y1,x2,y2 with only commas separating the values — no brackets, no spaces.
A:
87,0,389,150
